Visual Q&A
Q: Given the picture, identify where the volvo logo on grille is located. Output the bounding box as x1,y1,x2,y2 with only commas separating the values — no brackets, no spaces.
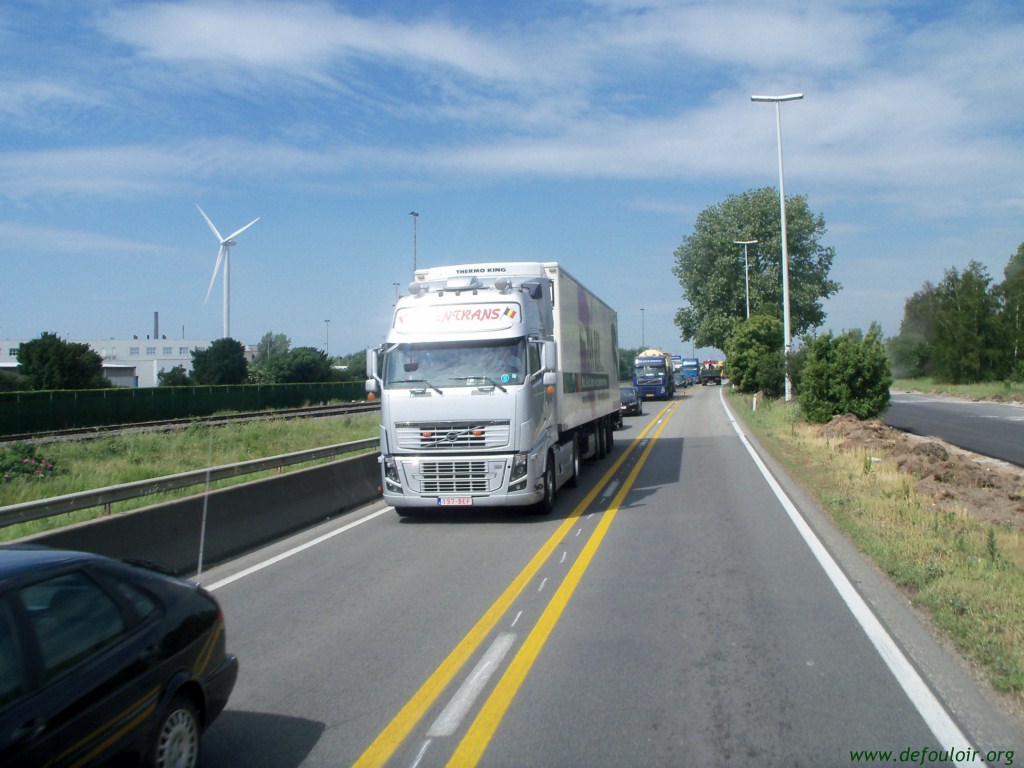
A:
446,431,460,442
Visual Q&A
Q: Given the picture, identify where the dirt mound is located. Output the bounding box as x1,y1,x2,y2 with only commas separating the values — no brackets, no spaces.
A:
820,414,1024,530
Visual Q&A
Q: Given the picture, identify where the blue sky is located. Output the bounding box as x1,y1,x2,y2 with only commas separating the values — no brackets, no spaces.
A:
2,1,1022,360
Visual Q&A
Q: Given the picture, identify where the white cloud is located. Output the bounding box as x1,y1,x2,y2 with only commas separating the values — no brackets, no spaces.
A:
97,1,524,83
0,222,181,257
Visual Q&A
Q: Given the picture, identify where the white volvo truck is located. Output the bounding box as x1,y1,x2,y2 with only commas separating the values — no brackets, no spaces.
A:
366,262,619,515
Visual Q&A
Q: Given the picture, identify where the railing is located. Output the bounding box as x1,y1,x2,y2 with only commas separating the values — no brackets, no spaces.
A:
0,438,380,529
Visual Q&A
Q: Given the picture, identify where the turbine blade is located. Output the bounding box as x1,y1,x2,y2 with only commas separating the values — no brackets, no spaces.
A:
196,204,224,242
225,217,260,242
204,247,225,304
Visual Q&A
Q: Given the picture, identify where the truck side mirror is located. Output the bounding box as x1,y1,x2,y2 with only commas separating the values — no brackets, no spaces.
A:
365,347,381,394
542,340,557,372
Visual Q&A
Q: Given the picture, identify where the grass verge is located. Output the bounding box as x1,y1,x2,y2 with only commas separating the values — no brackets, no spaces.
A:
894,377,1024,401
729,391,1024,701
0,414,379,542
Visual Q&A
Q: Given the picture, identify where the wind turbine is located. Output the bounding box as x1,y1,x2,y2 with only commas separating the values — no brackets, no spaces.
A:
196,204,259,339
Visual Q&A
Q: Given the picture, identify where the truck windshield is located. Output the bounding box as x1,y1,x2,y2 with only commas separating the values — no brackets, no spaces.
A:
634,363,665,376
383,338,526,390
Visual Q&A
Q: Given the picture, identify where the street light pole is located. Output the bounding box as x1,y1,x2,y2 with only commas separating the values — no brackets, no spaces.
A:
733,239,757,319
324,319,330,358
408,211,419,273
751,92,802,401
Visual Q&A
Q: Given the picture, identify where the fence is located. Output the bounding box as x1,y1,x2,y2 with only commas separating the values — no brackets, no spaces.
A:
0,381,366,435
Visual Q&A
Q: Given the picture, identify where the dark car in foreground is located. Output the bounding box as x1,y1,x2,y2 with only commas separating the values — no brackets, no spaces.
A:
620,386,643,418
0,546,237,768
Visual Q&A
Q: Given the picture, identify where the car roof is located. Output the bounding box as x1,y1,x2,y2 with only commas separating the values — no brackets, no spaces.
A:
0,545,102,581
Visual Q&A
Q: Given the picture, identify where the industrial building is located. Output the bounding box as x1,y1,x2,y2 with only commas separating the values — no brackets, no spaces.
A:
0,335,215,388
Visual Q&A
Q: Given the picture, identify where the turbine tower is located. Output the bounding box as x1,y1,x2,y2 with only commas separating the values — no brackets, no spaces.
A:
196,204,259,339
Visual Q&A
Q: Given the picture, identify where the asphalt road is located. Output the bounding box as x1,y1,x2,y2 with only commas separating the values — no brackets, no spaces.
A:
195,387,1022,767
885,392,1024,467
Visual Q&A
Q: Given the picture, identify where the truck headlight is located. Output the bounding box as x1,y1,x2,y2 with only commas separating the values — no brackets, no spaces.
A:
510,453,528,481
383,457,402,492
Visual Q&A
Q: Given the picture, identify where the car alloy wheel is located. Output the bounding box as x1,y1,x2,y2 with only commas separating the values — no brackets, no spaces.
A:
152,696,200,768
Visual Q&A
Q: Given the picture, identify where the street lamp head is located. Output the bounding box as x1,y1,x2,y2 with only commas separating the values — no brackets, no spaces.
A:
733,239,758,245
751,93,803,103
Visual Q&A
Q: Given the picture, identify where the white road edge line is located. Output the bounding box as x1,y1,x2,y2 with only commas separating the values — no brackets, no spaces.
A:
427,632,517,738
202,507,392,591
718,388,976,761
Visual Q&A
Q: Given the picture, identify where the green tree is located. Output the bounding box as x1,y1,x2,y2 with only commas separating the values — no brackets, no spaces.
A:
996,243,1024,379
929,261,1005,383
0,370,28,392
157,365,192,387
887,282,939,379
724,316,785,397
253,332,291,363
618,347,643,382
673,187,840,350
333,350,368,382
885,332,930,380
798,325,892,423
16,332,109,390
190,338,247,385
279,347,334,383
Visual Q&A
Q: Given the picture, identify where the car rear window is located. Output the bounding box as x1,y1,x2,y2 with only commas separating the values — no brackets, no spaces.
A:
20,572,127,681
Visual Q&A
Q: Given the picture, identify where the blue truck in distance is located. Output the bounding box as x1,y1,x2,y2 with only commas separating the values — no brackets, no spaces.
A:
632,349,675,400
678,357,700,387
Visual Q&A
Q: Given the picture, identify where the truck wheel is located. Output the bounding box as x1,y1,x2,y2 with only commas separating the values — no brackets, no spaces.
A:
605,417,614,453
533,456,556,515
566,436,580,488
595,421,607,460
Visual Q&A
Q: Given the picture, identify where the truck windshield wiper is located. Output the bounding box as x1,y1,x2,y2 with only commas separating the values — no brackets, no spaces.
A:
452,376,507,393
403,378,444,395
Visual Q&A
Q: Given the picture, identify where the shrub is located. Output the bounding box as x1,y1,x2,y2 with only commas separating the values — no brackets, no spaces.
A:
1,443,58,482
798,325,892,423
725,316,785,397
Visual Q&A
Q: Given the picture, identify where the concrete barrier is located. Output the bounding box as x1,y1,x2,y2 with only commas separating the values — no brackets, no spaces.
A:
25,453,381,575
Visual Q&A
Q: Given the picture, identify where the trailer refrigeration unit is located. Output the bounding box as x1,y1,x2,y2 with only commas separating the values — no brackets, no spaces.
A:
365,262,620,515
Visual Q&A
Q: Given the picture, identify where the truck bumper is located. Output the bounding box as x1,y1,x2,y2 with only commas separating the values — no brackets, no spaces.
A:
380,453,546,509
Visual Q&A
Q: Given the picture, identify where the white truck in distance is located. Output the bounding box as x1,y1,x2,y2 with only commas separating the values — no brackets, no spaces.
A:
365,262,620,515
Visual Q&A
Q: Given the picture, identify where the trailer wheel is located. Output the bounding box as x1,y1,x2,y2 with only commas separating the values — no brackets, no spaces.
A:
595,420,607,460
604,417,614,453
533,455,556,515
566,435,580,488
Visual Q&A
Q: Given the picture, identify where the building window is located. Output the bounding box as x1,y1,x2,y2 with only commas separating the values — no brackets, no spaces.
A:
162,347,172,355
146,347,156,355
179,347,189,355
130,347,140,356
8,349,17,357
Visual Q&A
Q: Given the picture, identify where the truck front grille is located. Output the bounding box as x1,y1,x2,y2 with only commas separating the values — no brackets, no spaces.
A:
420,461,490,494
396,421,511,450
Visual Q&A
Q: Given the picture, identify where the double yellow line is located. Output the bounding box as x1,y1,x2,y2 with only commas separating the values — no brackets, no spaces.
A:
354,401,679,768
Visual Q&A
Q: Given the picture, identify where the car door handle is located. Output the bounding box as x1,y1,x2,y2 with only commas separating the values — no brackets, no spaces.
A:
12,718,44,743
140,642,161,663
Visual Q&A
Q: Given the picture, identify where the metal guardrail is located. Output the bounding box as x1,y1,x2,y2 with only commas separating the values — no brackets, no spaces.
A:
0,437,380,529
